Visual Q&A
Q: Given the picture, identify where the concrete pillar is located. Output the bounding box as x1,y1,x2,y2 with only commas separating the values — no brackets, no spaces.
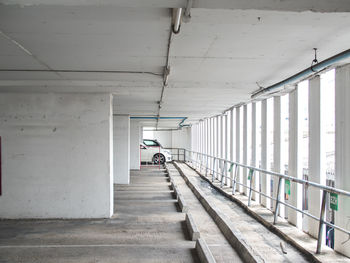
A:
220,115,224,159
273,96,282,211
216,116,219,158
114,115,130,184
261,99,270,207
243,105,248,195
308,76,326,238
0,93,114,218
236,107,242,192
251,102,258,201
224,114,228,184
335,64,350,257
230,109,234,185
288,88,303,228
207,119,210,157
130,120,142,170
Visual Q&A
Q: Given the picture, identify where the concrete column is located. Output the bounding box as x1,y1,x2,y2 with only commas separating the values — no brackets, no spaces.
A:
335,64,350,257
251,102,258,201
224,114,228,184
230,109,234,185
130,120,142,170
273,96,282,211
243,105,248,195
220,115,223,158
236,107,242,192
288,88,303,228
261,99,270,207
0,93,114,218
207,119,210,157
308,76,326,238
114,115,130,184
216,116,219,158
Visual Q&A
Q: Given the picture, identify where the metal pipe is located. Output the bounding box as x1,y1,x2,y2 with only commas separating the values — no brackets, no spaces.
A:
183,0,192,23
172,8,182,34
251,48,350,99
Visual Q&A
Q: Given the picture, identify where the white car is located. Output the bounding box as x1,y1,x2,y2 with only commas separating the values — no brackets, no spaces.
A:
140,139,172,164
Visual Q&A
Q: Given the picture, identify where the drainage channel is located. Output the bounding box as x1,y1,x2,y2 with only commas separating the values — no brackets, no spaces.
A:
174,162,310,263
166,163,243,263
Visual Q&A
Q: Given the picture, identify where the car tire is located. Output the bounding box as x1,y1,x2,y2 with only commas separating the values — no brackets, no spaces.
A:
153,153,165,164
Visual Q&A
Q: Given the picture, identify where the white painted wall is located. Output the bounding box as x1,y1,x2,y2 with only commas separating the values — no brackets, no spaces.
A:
143,130,172,148
143,127,191,150
172,128,191,150
130,120,142,170
113,115,130,184
0,92,113,219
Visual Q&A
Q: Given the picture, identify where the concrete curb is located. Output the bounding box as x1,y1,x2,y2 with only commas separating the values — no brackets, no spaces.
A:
178,193,189,213
165,164,189,213
186,213,200,241
183,162,321,263
173,162,265,263
196,238,216,263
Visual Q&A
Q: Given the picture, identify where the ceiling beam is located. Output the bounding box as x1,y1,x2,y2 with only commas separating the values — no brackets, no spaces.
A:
1,0,350,12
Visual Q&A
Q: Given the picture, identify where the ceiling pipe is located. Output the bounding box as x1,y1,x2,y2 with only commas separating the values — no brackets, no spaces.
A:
183,0,193,23
130,116,189,130
172,8,182,34
251,48,350,99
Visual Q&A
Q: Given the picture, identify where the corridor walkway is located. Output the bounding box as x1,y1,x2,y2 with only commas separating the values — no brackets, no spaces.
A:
0,168,198,263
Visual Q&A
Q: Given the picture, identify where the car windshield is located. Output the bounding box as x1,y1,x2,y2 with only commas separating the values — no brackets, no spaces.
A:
143,139,163,148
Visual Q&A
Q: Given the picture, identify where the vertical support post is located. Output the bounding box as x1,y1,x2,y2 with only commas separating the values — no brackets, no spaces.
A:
216,116,219,160
289,87,303,228
335,65,350,256
316,190,327,254
243,104,248,195
230,109,234,187
308,75,325,238
251,103,258,201
273,96,282,212
0,136,2,196
224,114,228,185
236,107,241,192
261,99,269,208
273,177,283,224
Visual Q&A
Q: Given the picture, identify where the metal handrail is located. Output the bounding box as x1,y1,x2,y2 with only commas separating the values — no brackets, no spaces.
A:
183,149,350,254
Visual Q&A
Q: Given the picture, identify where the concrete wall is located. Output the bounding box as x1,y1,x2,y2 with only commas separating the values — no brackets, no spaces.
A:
113,115,130,184
172,128,191,150
143,128,191,149
0,92,113,218
130,120,142,170
143,130,172,148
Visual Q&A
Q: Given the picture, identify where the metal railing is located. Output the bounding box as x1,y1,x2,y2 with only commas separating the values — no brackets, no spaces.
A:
183,149,350,254
164,148,186,161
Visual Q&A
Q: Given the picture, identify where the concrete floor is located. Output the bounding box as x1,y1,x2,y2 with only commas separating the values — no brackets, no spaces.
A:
0,168,198,263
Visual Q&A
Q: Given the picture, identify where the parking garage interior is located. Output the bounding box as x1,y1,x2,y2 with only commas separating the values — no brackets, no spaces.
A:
1,1,350,262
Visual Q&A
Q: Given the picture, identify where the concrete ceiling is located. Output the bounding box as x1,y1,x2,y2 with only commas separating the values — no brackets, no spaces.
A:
1,1,350,128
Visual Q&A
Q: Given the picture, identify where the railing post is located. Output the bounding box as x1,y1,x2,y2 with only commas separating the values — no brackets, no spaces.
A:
273,177,283,224
232,164,238,195
177,148,180,161
316,190,327,254
247,169,254,206
205,155,209,177
221,161,226,188
184,149,186,162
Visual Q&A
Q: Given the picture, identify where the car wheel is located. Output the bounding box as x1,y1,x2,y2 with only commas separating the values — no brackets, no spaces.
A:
153,153,165,164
